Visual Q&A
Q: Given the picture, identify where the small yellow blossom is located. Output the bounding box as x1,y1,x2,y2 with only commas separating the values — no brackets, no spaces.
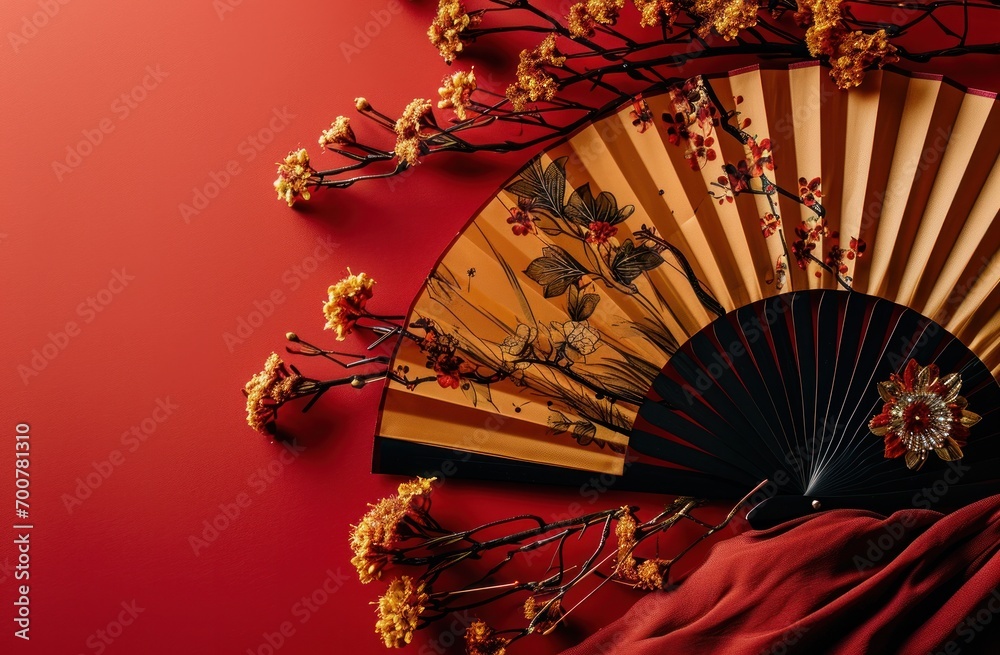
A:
350,478,435,583
323,271,375,340
318,116,355,150
438,68,477,120
375,576,428,648
465,620,508,655
394,99,433,166
396,477,435,499
633,0,679,27
428,0,481,63
523,597,564,633
614,507,639,580
243,353,302,433
273,148,316,206
635,558,671,590
798,0,843,57
567,0,624,38
506,35,566,112
829,29,898,89
692,0,762,40
796,0,898,88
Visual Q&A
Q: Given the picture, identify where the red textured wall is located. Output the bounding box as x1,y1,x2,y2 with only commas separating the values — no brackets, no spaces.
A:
2,1,999,654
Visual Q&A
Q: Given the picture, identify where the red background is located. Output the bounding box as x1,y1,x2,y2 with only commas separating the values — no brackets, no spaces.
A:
2,1,999,654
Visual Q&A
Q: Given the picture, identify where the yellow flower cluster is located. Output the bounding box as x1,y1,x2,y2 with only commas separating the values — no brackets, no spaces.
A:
428,0,480,63
465,620,509,655
613,508,673,590
273,148,316,206
506,35,566,112
394,99,433,166
323,271,375,340
243,353,301,433
375,576,429,648
798,0,842,56
567,0,625,37
438,68,478,120
350,477,435,584
798,0,898,88
829,29,897,89
318,116,355,150
692,0,762,40
613,507,639,580
523,597,564,634
633,0,680,27
634,558,671,591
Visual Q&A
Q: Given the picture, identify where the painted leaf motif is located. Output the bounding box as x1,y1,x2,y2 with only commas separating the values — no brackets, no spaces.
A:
567,284,600,321
524,245,587,298
610,239,664,285
542,157,568,213
460,380,492,408
564,183,635,227
504,156,567,216
572,421,597,446
603,440,627,454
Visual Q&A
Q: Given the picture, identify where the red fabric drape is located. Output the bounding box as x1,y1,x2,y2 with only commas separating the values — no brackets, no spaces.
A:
560,495,1000,654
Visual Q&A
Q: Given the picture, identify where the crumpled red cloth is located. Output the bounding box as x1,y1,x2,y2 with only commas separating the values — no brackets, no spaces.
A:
560,495,1000,655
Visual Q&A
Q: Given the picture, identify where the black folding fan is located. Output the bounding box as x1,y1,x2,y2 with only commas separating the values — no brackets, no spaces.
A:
373,63,1000,527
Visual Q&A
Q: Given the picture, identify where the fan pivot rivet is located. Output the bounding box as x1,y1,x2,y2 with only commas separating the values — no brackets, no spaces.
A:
811,500,822,510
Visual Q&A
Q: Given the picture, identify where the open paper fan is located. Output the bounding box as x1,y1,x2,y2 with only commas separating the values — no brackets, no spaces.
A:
373,62,1000,526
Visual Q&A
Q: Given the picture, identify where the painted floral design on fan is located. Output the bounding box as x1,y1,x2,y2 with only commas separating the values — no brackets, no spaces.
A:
393,281,640,443
661,79,721,171
691,81,870,289
790,219,865,280
548,407,624,453
799,176,822,207
629,95,653,133
507,198,539,236
409,318,496,391
869,359,982,470
507,156,724,319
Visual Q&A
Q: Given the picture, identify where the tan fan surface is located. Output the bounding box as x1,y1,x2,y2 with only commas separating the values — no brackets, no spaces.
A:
377,63,1000,476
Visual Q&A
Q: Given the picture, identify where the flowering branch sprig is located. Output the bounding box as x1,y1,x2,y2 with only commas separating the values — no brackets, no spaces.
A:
242,352,390,436
274,0,1000,206
240,268,635,442
352,477,768,652
241,270,406,438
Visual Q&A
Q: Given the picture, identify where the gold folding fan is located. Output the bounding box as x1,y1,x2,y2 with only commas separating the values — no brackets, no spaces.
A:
373,62,1000,523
